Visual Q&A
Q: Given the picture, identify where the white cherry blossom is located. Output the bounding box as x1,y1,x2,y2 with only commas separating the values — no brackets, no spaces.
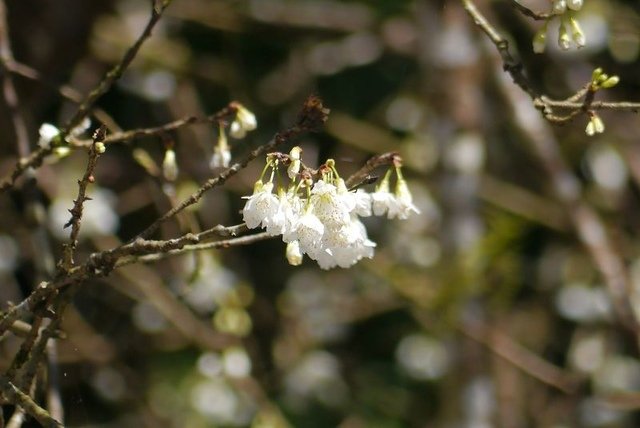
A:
242,181,279,229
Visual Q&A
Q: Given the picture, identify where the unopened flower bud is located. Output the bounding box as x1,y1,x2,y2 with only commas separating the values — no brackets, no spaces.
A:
286,240,303,266
585,114,605,136
601,76,620,89
532,25,547,54
558,21,571,50
593,115,605,134
552,0,567,14
567,0,583,11
95,142,106,154
288,146,302,179
229,103,257,139
54,146,71,158
569,17,585,48
592,68,603,82
210,146,231,169
162,148,178,181
210,128,231,168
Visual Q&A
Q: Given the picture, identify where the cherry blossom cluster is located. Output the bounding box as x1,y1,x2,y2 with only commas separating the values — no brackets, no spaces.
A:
532,0,585,53
241,147,419,269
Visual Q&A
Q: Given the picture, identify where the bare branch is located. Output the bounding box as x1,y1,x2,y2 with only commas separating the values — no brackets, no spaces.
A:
69,104,238,147
115,232,274,267
59,127,106,271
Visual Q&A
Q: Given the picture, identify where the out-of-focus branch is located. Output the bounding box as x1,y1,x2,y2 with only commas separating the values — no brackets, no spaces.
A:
0,0,29,159
494,45,640,335
4,59,120,131
456,316,580,394
112,263,239,351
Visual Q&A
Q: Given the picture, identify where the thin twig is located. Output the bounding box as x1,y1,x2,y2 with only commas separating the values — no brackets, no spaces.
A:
456,317,580,394
59,127,106,271
70,106,238,147
15,290,73,393
4,59,119,130
0,380,61,428
0,283,51,338
4,316,43,381
115,232,274,267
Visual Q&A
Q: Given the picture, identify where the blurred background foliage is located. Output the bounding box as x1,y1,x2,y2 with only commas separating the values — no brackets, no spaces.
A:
1,0,640,426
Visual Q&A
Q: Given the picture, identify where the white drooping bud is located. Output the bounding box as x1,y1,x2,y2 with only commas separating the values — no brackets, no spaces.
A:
592,115,605,134
532,24,547,54
391,176,421,220
371,171,397,217
567,0,583,11
210,127,231,168
557,20,572,50
210,146,231,169
552,0,567,14
569,17,585,48
162,148,178,181
585,114,605,137
230,104,257,139
288,146,302,179
286,240,303,266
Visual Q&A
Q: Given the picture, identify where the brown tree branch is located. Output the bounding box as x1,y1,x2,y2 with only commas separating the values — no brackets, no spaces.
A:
69,105,238,147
